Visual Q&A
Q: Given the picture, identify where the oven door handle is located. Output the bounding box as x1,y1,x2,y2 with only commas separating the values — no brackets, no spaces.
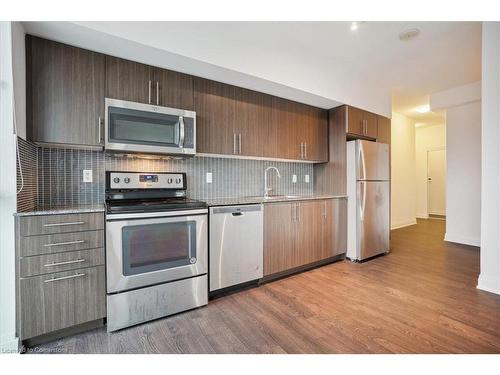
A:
106,209,208,221
179,116,185,148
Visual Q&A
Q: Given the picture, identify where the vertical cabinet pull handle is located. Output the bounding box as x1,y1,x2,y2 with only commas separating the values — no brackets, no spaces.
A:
156,81,159,105
304,143,308,159
233,133,237,154
323,201,327,219
98,116,102,144
148,80,152,104
238,134,242,154
297,203,300,222
300,142,303,159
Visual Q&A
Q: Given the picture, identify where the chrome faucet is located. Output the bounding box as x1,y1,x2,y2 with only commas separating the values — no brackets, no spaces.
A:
264,166,281,198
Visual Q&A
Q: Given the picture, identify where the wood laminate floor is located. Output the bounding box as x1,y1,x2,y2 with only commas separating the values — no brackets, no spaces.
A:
32,219,500,353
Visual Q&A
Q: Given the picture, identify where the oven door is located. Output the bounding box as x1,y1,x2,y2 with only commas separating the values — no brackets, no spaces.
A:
105,98,196,155
106,210,207,293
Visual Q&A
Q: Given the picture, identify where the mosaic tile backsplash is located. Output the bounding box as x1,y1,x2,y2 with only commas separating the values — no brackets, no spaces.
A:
17,138,314,209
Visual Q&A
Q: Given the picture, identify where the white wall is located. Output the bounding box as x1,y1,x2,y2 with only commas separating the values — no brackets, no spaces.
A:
415,124,446,218
11,21,26,140
391,112,417,229
430,82,481,247
478,22,500,295
0,21,19,352
445,102,481,246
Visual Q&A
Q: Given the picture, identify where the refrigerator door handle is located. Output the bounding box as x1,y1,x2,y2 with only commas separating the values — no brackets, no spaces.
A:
359,181,366,221
358,142,367,181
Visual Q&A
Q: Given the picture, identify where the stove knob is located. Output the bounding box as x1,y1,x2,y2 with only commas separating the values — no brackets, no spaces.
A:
124,177,130,184
175,178,181,184
113,177,120,184
167,178,173,184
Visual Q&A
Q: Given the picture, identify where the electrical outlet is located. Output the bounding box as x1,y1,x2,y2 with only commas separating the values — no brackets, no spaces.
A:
83,169,93,183
305,174,310,183
292,174,297,183
206,172,213,184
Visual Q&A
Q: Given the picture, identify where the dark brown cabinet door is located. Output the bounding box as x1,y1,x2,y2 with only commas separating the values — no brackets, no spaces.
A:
377,115,391,144
263,202,297,276
302,105,328,162
346,105,378,139
105,56,153,104
28,36,105,147
295,200,323,266
322,199,347,258
194,77,236,155
152,67,194,110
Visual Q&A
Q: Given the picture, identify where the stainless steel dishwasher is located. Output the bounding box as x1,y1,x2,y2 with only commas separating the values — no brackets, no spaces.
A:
209,204,263,292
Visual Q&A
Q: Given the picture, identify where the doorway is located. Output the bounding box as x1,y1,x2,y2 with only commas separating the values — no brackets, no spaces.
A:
427,149,446,217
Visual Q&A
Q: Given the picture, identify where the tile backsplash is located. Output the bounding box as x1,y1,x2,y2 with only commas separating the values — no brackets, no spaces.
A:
17,138,314,209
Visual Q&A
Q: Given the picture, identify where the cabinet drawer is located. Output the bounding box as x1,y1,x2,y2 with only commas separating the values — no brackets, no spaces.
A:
19,212,104,236
20,230,104,257
20,265,106,340
20,248,105,277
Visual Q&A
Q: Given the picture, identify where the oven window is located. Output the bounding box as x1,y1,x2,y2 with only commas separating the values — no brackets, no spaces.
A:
108,106,180,147
122,221,196,276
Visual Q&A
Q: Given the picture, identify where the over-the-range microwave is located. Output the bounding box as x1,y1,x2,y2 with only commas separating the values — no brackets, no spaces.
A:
104,98,196,156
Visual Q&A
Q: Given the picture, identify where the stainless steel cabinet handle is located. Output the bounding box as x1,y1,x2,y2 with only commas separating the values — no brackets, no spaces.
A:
300,142,303,159
156,81,159,105
44,259,86,267
323,201,327,219
43,240,85,247
43,221,85,227
292,203,297,222
238,133,242,154
297,202,300,222
98,116,102,144
304,143,308,159
148,80,152,104
44,273,86,283
233,133,237,154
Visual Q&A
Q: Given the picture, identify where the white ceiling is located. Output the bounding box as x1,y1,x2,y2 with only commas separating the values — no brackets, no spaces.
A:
22,21,481,121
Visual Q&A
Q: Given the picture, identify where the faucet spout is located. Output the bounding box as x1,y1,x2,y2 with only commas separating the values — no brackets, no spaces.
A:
264,166,281,198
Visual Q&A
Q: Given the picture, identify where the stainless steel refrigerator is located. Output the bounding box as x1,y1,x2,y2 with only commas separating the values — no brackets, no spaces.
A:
346,140,390,261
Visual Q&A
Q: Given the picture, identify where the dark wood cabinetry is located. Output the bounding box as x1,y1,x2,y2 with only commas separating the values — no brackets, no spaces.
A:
263,198,346,277
27,36,105,148
106,56,194,109
346,105,378,139
27,36,327,160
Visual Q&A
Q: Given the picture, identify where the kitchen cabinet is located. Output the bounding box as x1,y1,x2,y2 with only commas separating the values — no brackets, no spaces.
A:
346,105,378,139
376,115,391,144
27,36,105,148
263,198,346,277
16,212,106,340
106,56,194,109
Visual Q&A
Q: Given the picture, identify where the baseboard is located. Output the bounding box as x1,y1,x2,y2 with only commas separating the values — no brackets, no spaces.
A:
416,213,429,219
0,334,20,354
391,219,417,230
444,233,480,247
477,274,500,295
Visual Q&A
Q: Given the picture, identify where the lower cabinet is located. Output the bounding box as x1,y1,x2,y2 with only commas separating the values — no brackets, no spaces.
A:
263,198,347,276
19,266,106,340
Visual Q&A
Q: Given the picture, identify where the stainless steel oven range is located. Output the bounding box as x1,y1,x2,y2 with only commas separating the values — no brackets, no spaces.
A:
105,171,208,332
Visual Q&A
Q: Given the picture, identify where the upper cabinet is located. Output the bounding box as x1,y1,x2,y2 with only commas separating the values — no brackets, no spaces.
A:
26,36,327,161
346,105,378,139
27,36,105,148
194,77,328,162
105,56,194,110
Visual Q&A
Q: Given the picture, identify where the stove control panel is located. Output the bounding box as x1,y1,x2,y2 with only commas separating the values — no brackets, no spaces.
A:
108,172,185,190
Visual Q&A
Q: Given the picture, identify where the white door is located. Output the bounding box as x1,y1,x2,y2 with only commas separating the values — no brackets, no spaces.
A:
427,149,446,216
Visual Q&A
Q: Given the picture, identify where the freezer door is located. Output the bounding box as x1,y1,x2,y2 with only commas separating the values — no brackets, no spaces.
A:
357,181,390,260
356,140,390,181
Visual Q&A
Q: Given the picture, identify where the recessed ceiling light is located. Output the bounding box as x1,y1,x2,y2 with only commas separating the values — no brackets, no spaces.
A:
350,22,359,31
415,105,430,113
399,28,420,41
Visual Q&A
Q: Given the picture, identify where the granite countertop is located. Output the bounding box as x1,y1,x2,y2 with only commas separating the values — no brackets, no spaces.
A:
204,195,348,207
14,204,105,217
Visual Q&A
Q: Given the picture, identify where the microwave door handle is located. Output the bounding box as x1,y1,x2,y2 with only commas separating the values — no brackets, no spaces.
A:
179,116,185,147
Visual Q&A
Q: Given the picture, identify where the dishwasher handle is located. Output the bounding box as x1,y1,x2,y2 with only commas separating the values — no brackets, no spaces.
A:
211,204,262,215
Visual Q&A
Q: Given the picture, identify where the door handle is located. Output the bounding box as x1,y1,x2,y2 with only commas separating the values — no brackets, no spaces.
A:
156,81,159,106
238,134,242,154
44,259,86,267
97,116,102,144
44,272,86,283
304,142,308,159
231,212,243,216
148,80,152,104
179,116,185,147
43,240,85,247
43,221,85,227
233,133,237,154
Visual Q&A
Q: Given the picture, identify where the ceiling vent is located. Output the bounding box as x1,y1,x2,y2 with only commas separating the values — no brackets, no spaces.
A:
399,28,420,41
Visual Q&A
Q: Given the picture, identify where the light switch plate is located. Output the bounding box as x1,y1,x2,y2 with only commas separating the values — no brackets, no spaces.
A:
206,172,213,184
305,174,310,183
83,169,93,183
292,174,297,183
